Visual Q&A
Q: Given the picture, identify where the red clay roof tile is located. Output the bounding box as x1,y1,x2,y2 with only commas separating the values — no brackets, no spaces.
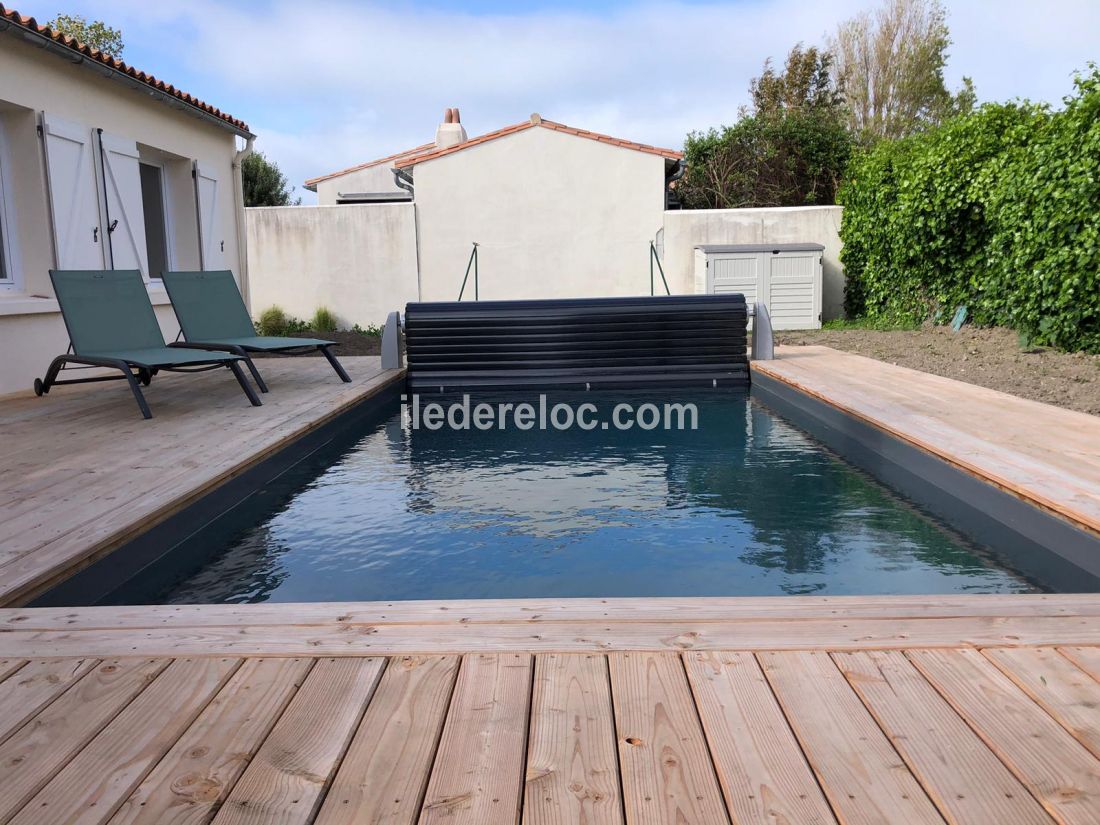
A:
0,3,250,134
392,117,682,170
304,142,437,189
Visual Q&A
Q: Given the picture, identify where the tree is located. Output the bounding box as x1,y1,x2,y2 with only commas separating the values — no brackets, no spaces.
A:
677,45,852,209
750,45,844,119
47,14,123,57
829,0,975,141
242,152,300,207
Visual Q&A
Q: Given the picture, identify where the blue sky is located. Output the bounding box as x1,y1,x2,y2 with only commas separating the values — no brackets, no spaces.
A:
16,1,1098,202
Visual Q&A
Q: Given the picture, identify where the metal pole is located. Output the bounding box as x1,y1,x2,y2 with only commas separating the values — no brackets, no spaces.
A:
474,244,479,301
650,242,655,296
458,242,479,301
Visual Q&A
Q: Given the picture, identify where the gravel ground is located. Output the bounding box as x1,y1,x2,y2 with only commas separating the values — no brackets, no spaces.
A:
777,325,1100,416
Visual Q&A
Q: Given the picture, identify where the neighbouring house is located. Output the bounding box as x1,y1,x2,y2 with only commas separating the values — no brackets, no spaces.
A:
0,6,253,397
252,108,843,328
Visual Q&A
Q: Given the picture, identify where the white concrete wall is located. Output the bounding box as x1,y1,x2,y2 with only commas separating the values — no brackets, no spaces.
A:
660,206,844,320
314,163,405,206
247,204,419,327
0,36,243,397
414,127,668,301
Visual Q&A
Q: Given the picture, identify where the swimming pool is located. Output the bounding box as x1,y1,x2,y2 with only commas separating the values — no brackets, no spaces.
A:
107,389,1036,604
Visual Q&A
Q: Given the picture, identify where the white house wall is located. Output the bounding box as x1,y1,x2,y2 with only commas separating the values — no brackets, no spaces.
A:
0,36,243,397
247,204,419,327
413,127,668,301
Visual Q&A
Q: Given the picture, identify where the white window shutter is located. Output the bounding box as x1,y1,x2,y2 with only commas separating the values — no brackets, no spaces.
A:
97,132,149,276
41,114,104,269
194,162,224,270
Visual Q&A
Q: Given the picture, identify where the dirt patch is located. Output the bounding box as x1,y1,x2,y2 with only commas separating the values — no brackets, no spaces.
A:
256,330,381,357
777,325,1100,416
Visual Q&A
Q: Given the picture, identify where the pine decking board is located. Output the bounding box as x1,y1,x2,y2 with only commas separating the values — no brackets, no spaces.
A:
752,347,1100,534
314,655,459,825
107,657,314,825
6,614,1100,657
7,594,1100,633
985,647,1100,761
0,658,99,745
523,653,624,825
1059,647,1100,682
608,652,730,825
833,649,1053,825
758,650,945,825
0,658,169,822
908,648,1100,824
683,651,837,825
419,653,533,825
0,660,26,684
0,358,398,607
9,657,241,825
210,657,385,825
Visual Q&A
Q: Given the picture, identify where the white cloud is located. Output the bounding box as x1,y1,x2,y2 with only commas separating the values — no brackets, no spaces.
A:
80,0,1099,202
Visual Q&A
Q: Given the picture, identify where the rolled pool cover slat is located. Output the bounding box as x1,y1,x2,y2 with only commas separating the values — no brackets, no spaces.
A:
404,294,750,391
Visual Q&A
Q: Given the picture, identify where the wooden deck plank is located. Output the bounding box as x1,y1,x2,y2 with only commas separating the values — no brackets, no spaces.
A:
4,614,1099,657
9,657,240,825
523,653,623,825
7,594,1099,633
0,658,168,822
753,347,1100,534
608,652,729,825
834,649,1052,824
1060,647,1100,682
0,660,26,683
684,651,837,825
908,648,1100,824
419,653,533,825
210,657,385,825
0,658,98,745
0,358,399,607
759,650,944,825
315,655,459,825
985,647,1100,761
107,657,313,825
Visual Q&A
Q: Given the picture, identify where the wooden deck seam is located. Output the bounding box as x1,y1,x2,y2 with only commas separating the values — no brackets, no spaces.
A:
676,652,737,825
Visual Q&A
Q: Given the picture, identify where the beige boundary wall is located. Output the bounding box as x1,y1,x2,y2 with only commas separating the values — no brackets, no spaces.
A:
247,204,419,328
244,203,845,327
660,206,845,320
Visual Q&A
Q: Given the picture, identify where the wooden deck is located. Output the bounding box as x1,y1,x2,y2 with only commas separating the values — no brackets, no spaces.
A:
0,596,1099,824
754,346,1100,536
0,357,401,607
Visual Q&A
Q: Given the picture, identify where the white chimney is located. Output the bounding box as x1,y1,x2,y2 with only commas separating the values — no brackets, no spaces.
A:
435,107,467,149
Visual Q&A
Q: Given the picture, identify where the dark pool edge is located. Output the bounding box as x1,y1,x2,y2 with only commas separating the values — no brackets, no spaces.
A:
30,376,405,608
751,369,1100,592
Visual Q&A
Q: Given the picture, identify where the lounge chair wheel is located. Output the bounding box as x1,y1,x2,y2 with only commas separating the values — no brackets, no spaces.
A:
138,368,153,386
33,378,44,396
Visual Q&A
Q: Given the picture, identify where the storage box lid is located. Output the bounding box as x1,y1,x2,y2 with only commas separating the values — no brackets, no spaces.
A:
695,243,825,254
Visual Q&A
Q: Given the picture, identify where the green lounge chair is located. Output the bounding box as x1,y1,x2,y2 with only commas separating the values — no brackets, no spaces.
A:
161,270,351,394
36,269,262,420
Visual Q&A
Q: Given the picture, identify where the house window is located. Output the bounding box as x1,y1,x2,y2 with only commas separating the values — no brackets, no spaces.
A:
139,161,169,280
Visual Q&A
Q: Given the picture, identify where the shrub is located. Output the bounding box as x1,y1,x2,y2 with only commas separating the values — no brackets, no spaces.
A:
351,322,384,337
256,306,289,336
311,306,339,333
838,65,1100,351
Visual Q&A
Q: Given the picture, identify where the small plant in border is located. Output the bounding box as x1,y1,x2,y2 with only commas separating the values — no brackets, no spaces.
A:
311,307,339,333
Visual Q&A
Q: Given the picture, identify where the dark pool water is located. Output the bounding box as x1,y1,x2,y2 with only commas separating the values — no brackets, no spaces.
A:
147,391,1037,603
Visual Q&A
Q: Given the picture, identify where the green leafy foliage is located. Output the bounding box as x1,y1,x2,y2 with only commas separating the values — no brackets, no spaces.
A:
678,45,853,209
48,13,123,56
351,323,384,337
255,306,308,336
838,65,1100,352
242,152,300,207
310,306,339,333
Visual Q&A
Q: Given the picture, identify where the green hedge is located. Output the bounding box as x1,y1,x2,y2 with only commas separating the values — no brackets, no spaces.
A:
839,66,1100,351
